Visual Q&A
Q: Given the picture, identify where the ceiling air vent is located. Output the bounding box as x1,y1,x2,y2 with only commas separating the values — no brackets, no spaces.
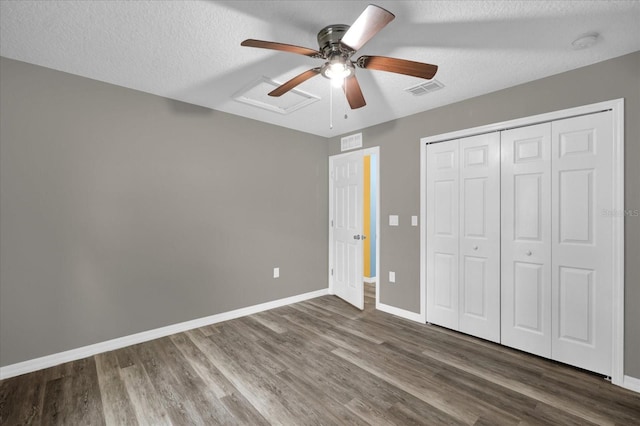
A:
233,76,319,114
341,133,363,151
405,79,444,96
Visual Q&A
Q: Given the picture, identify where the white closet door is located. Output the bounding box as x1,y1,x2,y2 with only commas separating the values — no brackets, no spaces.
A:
501,123,552,358
551,111,613,375
426,140,459,329
458,133,501,342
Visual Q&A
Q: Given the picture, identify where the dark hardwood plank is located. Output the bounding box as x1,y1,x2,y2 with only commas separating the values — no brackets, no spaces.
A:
283,304,382,351
148,337,236,424
219,391,271,426
94,352,138,425
208,325,338,425
0,370,46,425
528,401,600,426
128,341,201,425
251,310,289,334
306,297,362,320
345,397,397,425
40,358,105,425
186,328,305,424
387,401,467,426
40,376,66,424
118,360,171,425
276,369,369,425
114,346,136,369
168,332,236,399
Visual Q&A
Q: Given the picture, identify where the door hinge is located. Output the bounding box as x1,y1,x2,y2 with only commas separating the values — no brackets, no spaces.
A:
331,219,334,227
331,268,334,276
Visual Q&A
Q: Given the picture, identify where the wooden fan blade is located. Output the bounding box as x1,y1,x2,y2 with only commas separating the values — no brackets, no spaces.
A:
241,39,321,57
343,75,366,109
357,55,438,79
341,5,395,51
268,68,321,97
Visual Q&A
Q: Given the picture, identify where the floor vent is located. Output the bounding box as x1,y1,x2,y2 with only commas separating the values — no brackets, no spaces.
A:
405,79,444,96
233,76,320,114
341,133,363,151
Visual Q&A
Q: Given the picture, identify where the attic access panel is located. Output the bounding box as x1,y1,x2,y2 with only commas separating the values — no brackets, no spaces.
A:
233,76,320,114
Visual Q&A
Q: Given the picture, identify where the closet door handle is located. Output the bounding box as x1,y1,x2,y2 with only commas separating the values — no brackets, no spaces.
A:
526,250,532,256
473,246,479,251
353,235,361,240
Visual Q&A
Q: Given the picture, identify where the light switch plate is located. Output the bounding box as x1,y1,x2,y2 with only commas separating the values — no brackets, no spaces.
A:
389,271,396,283
411,216,418,226
273,267,280,278
389,215,399,226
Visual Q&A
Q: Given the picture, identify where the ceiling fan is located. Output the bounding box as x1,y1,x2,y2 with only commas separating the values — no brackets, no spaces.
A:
241,4,438,109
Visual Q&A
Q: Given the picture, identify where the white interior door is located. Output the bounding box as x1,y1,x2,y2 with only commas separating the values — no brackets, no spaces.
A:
459,133,501,343
426,140,459,329
330,151,364,310
501,123,552,358
551,111,613,375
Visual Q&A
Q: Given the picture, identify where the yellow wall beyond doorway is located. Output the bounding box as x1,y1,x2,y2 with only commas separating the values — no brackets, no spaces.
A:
364,155,371,278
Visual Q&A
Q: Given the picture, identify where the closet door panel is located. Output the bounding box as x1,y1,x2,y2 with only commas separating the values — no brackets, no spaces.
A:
501,123,552,358
459,133,501,342
512,262,544,331
551,111,613,375
426,140,459,329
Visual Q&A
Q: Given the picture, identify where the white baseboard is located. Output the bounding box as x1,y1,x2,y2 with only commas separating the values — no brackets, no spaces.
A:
622,375,640,393
376,302,424,323
0,288,328,380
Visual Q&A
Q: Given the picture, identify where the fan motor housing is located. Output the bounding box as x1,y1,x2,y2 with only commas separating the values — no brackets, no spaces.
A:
317,24,353,57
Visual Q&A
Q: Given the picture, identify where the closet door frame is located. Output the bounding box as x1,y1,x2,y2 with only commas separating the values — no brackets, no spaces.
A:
420,98,624,387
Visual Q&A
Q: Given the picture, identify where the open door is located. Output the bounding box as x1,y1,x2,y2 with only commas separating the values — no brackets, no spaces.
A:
329,150,364,310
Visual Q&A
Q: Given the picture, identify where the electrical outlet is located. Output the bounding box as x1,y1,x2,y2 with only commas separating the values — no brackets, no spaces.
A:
273,267,280,278
411,215,418,226
389,271,396,283
389,215,399,226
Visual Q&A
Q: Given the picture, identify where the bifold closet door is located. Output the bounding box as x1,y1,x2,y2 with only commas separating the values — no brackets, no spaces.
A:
426,140,459,330
551,111,613,376
458,133,501,342
426,134,500,341
501,123,552,358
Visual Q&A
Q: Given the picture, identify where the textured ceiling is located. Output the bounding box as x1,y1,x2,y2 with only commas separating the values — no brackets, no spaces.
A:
1,1,639,138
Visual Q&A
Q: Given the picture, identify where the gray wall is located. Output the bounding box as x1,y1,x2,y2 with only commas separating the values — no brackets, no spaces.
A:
0,57,328,367
328,51,640,377
2,51,639,377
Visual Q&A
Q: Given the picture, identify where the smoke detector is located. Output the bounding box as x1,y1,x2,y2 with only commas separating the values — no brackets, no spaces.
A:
572,32,599,50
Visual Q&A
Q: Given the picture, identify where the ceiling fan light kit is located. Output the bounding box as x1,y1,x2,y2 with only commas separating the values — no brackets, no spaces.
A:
241,4,438,110
321,60,354,82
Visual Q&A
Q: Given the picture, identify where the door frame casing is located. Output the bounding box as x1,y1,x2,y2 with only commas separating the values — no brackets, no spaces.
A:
420,98,625,387
329,147,380,310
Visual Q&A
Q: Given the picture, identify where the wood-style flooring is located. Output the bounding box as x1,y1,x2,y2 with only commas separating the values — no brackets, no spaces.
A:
2,283,639,425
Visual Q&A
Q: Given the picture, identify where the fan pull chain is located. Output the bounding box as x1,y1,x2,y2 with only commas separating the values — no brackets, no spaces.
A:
329,83,333,129
343,87,349,120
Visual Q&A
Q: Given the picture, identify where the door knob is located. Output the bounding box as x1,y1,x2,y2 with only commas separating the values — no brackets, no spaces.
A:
473,246,479,251
526,250,532,256
353,235,361,240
